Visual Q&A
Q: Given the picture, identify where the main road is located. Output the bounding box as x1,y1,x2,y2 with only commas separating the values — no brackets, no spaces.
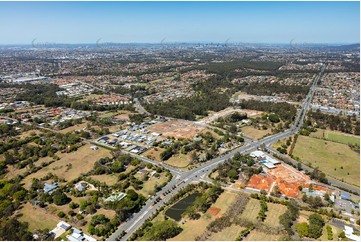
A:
108,65,328,241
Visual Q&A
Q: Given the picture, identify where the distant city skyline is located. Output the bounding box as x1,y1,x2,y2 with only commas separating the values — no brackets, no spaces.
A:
0,1,359,45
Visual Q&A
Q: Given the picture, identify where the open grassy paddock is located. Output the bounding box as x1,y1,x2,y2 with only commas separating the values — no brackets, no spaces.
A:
5,156,53,180
241,126,272,140
264,202,287,228
138,172,169,198
17,202,59,232
239,198,261,223
165,153,192,168
293,135,360,186
58,121,89,134
90,173,119,186
310,129,360,146
209,225,247,241
211,190,240,216
168,216,210,241
23,144,111,187
142,148,165,162
244,230,283,241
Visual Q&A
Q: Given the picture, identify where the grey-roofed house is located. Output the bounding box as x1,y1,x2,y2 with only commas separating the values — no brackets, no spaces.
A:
340,191,351,201
44,182,58,195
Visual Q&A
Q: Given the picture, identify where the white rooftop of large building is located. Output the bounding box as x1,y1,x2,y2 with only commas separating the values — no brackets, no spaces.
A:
250,150,265,158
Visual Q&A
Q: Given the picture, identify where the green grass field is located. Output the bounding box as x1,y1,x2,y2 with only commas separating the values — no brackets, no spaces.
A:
310,129,360,146
293,135,360,186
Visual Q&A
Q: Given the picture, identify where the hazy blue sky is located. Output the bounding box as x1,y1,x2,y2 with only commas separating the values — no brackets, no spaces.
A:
0,1,359,44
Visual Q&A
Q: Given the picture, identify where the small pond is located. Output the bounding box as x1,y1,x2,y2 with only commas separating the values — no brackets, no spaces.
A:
165,193,201,221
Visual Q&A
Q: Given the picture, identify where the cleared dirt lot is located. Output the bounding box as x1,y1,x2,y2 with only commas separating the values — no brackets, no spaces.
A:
23,144,111,187
246,174,275,193
147,119,205,139
196,107,263,125
246,163,314,198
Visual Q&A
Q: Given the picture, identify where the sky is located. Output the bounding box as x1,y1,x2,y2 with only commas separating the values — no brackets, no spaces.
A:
0,1,359,45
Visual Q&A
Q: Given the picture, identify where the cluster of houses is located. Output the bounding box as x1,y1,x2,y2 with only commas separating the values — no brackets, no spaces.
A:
113,129,158,146
48,109,91,126
311,72,360,116
0,117,18,125
48,221,96,241
91,94,132,106
96,135,148,154
56,82,94,97
16,107,90,128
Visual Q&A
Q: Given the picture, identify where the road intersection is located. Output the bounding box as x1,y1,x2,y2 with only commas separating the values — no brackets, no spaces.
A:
108,65,353,241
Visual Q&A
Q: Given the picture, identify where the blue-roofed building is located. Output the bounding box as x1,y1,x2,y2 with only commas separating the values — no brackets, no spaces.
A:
340,191,351,201
43,182,58,195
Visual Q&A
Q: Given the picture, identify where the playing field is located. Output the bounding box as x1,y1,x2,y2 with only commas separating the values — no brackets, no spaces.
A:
23,144,111,186
310,129,360,146
241,126,272,140
293,135,360,186
18,202,59,232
